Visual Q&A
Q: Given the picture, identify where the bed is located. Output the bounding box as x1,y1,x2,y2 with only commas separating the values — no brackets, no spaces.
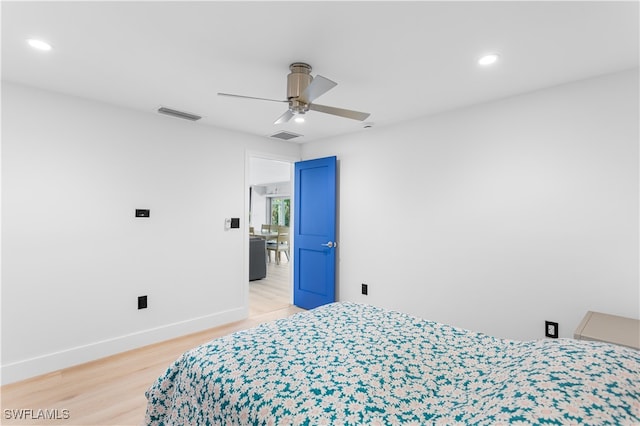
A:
145,302,640,425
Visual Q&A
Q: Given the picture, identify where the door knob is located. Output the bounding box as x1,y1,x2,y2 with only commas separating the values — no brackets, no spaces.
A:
321,241,336,248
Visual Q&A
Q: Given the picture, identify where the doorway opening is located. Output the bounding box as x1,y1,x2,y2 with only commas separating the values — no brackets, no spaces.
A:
248,156,294,317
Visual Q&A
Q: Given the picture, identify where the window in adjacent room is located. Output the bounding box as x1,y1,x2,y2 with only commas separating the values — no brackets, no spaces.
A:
270,197,290,227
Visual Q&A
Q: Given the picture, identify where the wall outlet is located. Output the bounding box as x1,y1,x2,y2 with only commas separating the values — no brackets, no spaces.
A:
138,295,148,310
361,283,368,295
545,320,558,338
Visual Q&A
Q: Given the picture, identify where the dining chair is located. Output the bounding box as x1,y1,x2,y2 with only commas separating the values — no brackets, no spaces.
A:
266,232,290,265
277,225,289,235
261,224,278,247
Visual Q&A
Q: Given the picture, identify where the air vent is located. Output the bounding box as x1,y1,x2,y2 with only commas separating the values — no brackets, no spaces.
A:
157,107,202,121
270,131,302,141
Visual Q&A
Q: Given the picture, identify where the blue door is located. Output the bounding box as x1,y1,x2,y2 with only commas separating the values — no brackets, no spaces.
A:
293,156,336,309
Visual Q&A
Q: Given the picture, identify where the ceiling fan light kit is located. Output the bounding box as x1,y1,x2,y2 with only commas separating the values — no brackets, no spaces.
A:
218,62,370,125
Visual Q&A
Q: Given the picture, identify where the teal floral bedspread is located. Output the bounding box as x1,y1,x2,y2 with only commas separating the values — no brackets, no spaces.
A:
145,302,640,425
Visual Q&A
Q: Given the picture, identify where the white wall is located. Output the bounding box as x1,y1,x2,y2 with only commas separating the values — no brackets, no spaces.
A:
302,69,639,340
250,185,268,231
1,82,300,384
3,68,638,383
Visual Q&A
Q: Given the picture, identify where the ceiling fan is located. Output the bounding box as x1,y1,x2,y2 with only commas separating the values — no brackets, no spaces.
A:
218,62,370,125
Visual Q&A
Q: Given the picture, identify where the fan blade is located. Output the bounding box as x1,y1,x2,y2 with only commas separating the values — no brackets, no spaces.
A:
274,110,295,125
218,93,287,103
309,103,370,121
299,75,337,104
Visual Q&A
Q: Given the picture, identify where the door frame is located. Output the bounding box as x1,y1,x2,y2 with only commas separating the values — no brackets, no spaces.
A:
244,150,299,313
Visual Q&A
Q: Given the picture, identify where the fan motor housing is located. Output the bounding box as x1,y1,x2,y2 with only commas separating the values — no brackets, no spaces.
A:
287,63,312,103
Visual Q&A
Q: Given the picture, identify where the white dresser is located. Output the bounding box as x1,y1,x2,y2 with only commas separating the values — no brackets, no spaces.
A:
574,311,640,350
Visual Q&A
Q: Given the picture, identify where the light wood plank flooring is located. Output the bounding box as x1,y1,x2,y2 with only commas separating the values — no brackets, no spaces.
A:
249,256,291,316
1,261,297,425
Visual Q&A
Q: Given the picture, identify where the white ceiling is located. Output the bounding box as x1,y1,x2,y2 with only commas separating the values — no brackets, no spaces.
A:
2,1,638,143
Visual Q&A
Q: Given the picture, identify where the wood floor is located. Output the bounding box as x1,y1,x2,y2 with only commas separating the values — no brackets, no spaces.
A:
249,255,292,317
0,261,297,425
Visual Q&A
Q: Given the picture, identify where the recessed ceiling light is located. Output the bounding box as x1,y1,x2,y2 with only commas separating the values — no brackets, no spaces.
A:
27,39,52,51
478,53,499,66
294,116,305,123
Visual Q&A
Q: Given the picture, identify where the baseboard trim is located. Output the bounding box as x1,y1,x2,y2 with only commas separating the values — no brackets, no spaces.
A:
0,307,247,385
